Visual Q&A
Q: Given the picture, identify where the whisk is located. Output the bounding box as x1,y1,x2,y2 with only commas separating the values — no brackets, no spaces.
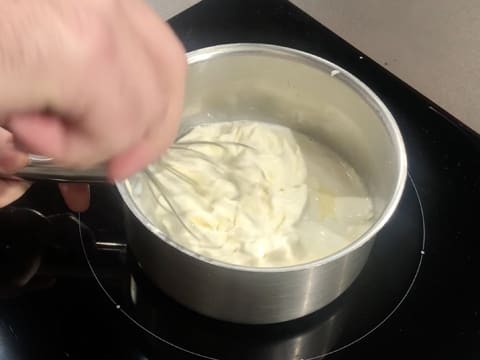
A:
4,139,256,242
134,139,256,243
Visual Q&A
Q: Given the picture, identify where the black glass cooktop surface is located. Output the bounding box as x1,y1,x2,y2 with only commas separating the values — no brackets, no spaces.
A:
75,176,424,360
1,0,479,359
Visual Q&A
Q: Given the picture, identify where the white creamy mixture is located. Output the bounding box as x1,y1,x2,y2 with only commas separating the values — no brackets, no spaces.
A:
130,120,374,267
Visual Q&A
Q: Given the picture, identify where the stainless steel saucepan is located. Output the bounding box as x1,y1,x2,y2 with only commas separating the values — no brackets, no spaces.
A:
6,44,407,324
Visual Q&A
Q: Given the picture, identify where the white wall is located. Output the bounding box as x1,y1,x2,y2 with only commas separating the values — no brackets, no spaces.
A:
146,0,201,20
291,0,480,133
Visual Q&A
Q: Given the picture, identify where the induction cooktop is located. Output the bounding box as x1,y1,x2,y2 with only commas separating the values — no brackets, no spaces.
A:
1,0,479,359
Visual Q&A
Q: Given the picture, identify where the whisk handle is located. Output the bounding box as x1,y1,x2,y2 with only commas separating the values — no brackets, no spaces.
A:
3,155,108,183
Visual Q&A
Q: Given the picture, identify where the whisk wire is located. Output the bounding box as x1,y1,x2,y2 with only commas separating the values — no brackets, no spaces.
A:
138,140,257,249
176,140,256,151
169,145,222,168
143,168,203,242
162,163,198,187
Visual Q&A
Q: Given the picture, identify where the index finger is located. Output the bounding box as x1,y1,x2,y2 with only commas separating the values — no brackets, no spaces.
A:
0,127,28,173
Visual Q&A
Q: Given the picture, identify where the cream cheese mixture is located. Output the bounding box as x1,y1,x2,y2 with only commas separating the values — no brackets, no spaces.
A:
130,120,374,267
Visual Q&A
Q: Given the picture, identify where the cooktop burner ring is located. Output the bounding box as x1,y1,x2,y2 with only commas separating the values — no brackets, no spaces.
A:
78,172,426,360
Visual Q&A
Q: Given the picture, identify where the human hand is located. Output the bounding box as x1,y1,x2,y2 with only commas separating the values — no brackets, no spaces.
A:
0,128,30,207
0,0,186,180
0,0,186,209
0,128,90,211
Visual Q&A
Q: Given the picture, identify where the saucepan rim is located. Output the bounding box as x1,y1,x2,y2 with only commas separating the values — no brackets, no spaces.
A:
116,43,408,274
